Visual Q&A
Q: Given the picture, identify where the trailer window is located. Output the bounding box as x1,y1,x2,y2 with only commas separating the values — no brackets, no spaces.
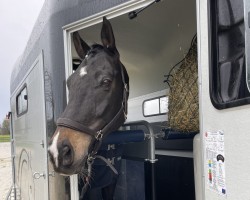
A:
143,96,168,117
209,0,250,109
16,87,28,116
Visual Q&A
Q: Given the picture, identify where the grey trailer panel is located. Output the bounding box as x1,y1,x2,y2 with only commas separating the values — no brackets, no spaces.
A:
10,53,49,200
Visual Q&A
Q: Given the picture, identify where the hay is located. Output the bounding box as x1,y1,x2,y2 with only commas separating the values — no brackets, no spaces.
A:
167,37,199,132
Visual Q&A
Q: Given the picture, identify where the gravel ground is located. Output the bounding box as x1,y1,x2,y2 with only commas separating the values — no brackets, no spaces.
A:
0,143,12,200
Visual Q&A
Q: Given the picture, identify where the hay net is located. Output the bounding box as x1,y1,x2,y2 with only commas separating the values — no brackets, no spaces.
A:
165,35,199,132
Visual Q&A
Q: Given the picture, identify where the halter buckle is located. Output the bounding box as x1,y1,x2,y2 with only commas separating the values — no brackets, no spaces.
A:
124,84,128,92
95,130,103,141
87,156,95,165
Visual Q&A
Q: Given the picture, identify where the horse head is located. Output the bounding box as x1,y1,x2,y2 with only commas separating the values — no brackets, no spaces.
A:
48,17,129,175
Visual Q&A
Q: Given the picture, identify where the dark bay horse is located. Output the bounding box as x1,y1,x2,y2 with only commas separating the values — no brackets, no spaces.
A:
48,17,129,198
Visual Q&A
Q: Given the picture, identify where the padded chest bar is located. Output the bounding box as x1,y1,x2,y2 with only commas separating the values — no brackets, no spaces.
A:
163,129,198,140
102,130,145,145
99,129,145,150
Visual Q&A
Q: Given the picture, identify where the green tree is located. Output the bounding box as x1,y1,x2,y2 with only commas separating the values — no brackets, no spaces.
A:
1,119,10,135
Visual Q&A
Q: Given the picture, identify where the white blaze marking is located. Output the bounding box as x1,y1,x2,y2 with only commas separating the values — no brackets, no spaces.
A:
80,66,87,77
49,131,60,167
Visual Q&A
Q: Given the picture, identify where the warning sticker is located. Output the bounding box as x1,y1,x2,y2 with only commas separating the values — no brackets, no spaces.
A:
205,130,226,196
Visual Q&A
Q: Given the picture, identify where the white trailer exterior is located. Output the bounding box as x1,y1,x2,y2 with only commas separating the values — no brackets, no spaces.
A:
197,0,250,199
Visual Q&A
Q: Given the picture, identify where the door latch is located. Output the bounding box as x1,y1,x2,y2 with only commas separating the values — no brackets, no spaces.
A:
33,172,45,179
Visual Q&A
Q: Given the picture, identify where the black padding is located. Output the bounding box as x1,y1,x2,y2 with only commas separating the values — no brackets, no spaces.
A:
102,130,145,146
217,0,244,28
162,129,198,140
219,56,244,102
218,23,245,63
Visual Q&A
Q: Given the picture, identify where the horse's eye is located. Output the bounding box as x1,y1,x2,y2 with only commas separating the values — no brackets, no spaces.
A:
102,78,112,87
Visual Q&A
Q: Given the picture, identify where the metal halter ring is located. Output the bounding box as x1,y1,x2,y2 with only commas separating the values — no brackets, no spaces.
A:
95,130,103,141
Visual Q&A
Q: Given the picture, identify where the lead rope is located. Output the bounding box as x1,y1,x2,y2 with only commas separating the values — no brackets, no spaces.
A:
95,155,118,174
80,154,118,199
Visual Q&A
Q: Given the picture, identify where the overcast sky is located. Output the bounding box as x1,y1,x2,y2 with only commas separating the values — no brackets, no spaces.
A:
0,0,44,124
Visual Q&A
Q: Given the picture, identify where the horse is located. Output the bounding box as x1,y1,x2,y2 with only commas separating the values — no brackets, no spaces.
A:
48,17,129,199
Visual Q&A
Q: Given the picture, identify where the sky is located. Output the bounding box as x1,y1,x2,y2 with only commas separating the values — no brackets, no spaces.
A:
0,0,44,124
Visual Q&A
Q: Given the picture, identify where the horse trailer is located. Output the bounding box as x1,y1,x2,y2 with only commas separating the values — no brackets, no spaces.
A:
9,0,250,199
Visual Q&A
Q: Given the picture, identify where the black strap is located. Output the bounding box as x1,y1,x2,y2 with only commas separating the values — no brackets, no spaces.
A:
57,118,96,136
57,101,126,139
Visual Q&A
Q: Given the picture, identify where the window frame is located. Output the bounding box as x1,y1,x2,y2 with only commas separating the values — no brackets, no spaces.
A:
208,0,250,109
142,95,168,117
16,84,28,117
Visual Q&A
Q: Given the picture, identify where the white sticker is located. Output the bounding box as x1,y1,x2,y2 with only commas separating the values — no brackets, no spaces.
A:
205,130,226,196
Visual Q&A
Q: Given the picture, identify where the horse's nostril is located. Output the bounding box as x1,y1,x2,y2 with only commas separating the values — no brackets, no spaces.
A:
62,145,71,157
61,144,74,166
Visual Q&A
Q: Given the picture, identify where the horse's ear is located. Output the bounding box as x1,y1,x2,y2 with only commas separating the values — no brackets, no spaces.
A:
101,17,117,50
73,32,90,59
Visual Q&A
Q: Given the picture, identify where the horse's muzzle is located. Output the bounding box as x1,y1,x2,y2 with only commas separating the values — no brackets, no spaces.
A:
48,127,92,175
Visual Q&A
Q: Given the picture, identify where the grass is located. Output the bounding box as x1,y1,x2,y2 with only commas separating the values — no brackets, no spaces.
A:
0,135,10,142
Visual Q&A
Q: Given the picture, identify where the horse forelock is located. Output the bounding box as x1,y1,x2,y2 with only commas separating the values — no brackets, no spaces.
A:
85,44,118,60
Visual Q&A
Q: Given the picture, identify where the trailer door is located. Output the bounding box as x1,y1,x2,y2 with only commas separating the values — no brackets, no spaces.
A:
197,0,250,199
11,53,49,199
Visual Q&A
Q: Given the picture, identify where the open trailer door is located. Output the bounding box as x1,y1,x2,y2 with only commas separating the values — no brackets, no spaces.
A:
197,0,250,199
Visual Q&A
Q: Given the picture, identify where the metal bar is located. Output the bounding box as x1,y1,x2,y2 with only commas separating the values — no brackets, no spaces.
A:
123,120,157,200
123,120,157,163
144,162,157,200
128,0,161,19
